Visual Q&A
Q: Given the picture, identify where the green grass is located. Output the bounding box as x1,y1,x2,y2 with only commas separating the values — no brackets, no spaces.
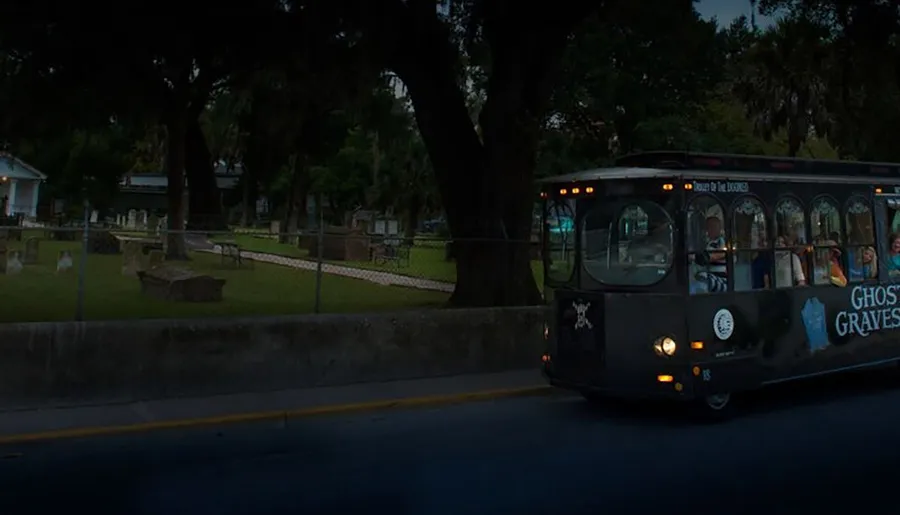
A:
0,236,448,323
218,233,545,287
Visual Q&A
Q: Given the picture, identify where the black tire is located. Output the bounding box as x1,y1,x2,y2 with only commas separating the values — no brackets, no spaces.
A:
689,392,736,423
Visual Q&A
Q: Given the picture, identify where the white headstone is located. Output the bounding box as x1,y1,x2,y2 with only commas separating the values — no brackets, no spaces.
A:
127,210,137,229
90,210,98,223
5,251,22,275
56,250,73,273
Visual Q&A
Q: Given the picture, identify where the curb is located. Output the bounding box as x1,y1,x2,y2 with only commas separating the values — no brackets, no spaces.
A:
0,385,556,445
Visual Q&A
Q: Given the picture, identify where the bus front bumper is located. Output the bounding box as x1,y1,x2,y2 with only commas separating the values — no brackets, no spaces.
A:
542,361,694,401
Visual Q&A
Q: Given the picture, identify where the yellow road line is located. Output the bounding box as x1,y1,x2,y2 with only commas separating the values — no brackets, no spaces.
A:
0,385,555,445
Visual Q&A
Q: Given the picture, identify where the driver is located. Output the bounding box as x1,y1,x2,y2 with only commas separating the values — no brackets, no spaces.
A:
694,215,728,292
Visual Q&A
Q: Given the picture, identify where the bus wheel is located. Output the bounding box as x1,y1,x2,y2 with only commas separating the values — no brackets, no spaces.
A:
691,393,734,422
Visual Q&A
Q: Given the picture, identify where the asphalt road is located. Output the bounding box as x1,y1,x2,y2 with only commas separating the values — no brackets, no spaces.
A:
3,370,900,515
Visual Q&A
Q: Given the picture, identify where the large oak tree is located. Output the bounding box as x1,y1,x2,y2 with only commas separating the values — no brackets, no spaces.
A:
317,0,609,306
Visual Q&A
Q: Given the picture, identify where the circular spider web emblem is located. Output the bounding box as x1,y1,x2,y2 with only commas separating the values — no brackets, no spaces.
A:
713,309,734,340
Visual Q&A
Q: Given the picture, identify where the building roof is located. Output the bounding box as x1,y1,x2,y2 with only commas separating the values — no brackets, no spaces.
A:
0,153,47,181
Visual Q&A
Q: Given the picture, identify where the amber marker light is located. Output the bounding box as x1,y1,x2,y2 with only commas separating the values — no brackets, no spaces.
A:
684,183,693,190
657,374,674,383
559,188,568,195
571,187,580,194
691,341,704,350
585,186,595,194
662,183,674,191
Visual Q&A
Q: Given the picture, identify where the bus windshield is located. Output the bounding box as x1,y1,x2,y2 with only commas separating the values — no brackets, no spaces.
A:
582,199,674,286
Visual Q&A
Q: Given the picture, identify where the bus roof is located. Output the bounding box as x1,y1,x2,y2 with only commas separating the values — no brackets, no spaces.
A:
538,151,900,186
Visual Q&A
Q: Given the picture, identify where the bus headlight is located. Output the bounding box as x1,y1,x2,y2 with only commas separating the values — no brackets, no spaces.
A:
653,336,677,357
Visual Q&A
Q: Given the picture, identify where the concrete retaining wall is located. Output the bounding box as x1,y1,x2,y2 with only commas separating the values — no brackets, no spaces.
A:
0,307,548,411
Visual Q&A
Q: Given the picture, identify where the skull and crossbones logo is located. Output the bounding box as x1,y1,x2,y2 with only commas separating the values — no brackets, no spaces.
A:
573,301,593,330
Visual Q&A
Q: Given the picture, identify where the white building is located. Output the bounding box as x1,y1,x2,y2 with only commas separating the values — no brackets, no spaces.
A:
0,154,46,218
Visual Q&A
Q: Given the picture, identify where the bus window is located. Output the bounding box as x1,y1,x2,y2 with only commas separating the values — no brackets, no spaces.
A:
581,200,673,286
885,198,900,276
773,197,808,288
844,196,876,282
544,198,576,282
686,196,728,294
810,197,847,287
732,197,771,291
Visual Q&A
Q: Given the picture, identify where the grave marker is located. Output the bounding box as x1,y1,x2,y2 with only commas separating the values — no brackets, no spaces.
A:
121,241,143,276
5,250,22,274
23,237,38,264
56,250,73,273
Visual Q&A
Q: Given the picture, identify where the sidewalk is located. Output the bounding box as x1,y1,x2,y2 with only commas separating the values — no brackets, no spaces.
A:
0,370,551,442
200,245,455,293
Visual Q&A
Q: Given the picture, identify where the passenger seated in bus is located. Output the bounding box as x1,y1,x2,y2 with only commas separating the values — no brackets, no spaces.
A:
889,234,900,275
750,251,772,289
775,236,806,287
848,246,877,281
814,241,847,287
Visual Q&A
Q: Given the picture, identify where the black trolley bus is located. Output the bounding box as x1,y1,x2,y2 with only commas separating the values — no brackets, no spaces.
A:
539,151,900,417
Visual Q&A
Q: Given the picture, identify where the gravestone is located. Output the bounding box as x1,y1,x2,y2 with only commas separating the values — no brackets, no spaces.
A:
56,250,74,273
88,231,121,254
136,210,148,230
23,237,38,264
121,241,143,276
270,220,281,235
89,210,99,224
127,210,137,229
147,249,165,268
5,250,22,275
147,214,159,236
137,266,226,302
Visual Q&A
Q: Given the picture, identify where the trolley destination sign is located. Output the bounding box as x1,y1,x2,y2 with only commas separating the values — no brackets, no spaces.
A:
691,181,750,193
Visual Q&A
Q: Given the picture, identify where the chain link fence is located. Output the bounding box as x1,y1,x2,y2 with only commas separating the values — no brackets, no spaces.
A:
0,211,543,323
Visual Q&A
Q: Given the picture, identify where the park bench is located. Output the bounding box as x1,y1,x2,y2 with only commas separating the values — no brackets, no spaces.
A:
137,266,226,302
219,241,249,268
115,235,162,255
372,238,411,268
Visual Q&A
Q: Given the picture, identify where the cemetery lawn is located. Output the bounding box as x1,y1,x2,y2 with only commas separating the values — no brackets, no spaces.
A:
0,238,448,323
218,234,545,285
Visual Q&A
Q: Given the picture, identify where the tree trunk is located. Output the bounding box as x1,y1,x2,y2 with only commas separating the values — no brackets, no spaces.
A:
184,118,228,231
240,174,257,228
278,157,309,244
392,19,574,306
405,195,421,239
164,115,189,260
